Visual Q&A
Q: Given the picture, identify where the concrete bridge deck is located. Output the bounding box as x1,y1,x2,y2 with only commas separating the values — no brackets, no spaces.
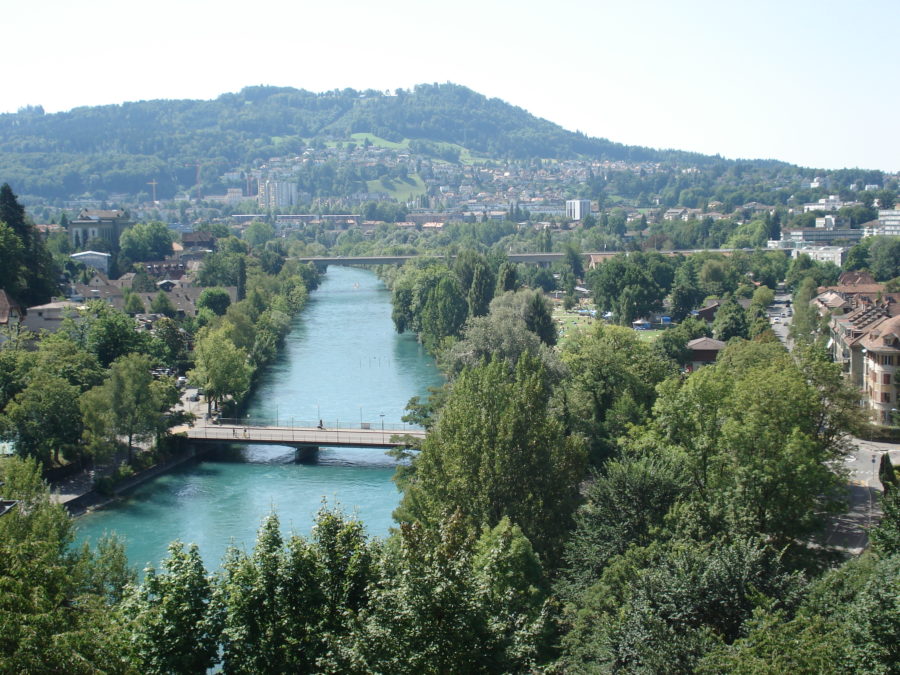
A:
183,422,425,449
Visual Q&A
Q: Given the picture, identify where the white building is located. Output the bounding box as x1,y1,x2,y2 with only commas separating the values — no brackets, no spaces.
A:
70,250,111,275
566,199,592,221
802,195,860,213
258,180,299,210
790,246,848,266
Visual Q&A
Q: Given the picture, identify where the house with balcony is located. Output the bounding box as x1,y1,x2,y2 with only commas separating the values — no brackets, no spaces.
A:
861,315,900,425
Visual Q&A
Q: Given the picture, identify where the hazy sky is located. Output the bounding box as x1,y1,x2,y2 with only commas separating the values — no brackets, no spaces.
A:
4,0,897,171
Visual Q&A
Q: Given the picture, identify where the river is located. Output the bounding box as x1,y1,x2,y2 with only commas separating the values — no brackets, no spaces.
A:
76,266,443,571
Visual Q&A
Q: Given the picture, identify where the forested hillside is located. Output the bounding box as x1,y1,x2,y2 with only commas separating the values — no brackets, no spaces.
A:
0,83,754,200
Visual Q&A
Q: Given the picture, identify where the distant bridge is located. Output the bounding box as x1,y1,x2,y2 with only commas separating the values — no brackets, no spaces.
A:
183,419,425,450
291,249,746,267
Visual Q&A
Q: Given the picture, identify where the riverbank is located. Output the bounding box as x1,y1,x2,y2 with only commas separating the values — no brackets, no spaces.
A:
74,267,443,570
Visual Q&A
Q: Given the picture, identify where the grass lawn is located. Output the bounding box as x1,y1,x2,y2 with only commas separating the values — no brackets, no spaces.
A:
366,174,427,201
349,133,409,150
633,329,664,342
553,307,595,345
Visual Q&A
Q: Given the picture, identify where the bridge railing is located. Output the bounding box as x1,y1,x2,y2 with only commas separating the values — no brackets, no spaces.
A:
212,417,420,432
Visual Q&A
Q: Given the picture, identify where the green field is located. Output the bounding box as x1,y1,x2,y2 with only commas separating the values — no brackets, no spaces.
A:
633,329,664,342
365,174,427,201
349,133,410,150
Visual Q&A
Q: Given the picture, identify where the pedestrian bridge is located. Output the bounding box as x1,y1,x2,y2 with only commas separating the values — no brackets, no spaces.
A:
183,419,425,449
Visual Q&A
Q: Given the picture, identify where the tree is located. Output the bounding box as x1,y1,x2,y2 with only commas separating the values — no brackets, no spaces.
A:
123,291,146,315
649,341,851,547
1,374,83,466
420,275,467,351
124,541,220,674
0,183,57,305
559,538,805,674
466,262,495,318
559,323,675,463
153,317,188,369
217,508,375,673
397,356,587,562
0,457,131,672
82,353,173,462
197,287,232,316
712,295,749,341
496,261,519,294
76,300,145,367
150,290,177,318
32,333,105,393
190,327,252,415
790,276,821,344
118,221,174,261
0,222,24,295
346,515,552,674
868,235,900,281
560,453,686,602
438,310,559,378
242,220,275,248
490,288,557,346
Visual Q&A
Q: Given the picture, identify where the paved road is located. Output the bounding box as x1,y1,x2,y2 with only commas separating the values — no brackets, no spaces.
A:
823,439,899,553
769,292,793,349
766,292,899,553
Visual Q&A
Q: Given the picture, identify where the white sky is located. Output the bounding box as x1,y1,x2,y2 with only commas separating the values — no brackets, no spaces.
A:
3,0,897,171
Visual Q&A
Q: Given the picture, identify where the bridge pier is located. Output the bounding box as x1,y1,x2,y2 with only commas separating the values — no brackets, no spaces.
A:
294,446,319,463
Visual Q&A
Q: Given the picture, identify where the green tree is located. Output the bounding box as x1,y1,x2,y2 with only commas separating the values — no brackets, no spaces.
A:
0,457,131,672
397,356,587,561
1,373,83,466
190,327,252,415
712,295,749,341
31,333,105,392
153,317,188,369
559,323,674,463
123,290,146,315
242,220,275,248
560,538,804,674
420,275,467,351
559,453,686,602
790,276,821,344
346,515,552,674
197,287,232,316
217,508,375,673
868,235,900,281
0,183,57,305
650,341,851,547
150,290,177,318
124,541,220,674
82,352,174,462
496,261,519,294
466,262,495,318
871,487,900,556
72,300,145,367
119,221,174,261
490,288,557,346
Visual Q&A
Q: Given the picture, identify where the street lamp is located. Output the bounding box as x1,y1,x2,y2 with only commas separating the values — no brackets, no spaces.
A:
380,413,385,443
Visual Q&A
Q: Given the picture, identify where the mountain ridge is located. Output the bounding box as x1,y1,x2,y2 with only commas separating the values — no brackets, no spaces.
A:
0,82,791,201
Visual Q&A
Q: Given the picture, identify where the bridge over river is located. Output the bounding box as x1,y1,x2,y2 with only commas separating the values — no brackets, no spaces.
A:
183,418,425,450
291,249,747,268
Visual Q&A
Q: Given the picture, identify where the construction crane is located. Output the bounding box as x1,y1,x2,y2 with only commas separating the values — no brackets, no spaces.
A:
146,179,158,202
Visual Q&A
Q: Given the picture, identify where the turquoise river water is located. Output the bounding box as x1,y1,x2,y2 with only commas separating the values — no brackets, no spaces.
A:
76,266,443,571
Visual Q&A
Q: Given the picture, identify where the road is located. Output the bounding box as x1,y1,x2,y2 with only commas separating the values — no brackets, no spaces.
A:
768,292,793,349
766,292,898,553
824,439,899,553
